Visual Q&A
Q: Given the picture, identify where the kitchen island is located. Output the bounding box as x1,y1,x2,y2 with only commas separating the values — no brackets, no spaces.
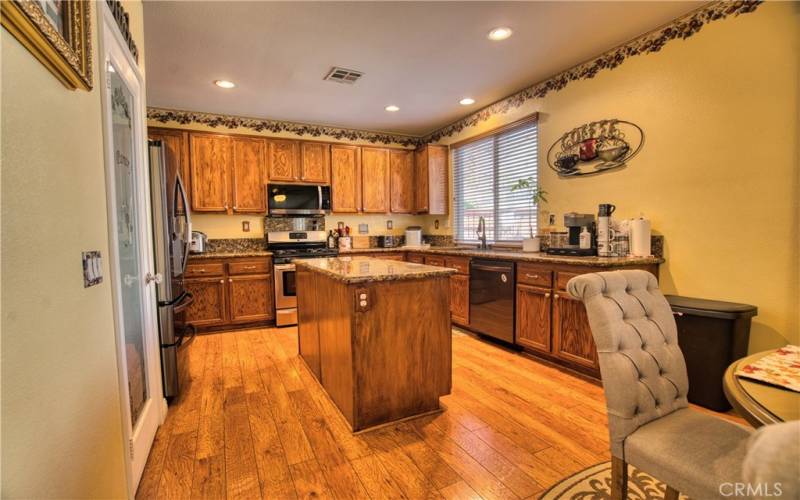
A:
295,256,455,431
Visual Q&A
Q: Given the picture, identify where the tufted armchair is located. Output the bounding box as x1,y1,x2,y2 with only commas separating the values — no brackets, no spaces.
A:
568,270,753,500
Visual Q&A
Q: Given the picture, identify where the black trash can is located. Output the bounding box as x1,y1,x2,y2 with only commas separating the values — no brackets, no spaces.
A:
665,295,758,412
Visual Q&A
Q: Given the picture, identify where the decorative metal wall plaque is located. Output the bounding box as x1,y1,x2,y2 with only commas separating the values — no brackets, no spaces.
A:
546,119,644,177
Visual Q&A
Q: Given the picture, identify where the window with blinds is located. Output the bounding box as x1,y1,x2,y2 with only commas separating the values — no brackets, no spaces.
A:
453,118,539,244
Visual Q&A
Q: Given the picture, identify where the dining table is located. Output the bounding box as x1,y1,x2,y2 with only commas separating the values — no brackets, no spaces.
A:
723,349,800,427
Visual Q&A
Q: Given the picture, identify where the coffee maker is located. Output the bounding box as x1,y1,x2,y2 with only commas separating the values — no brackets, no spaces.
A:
546,212,597,256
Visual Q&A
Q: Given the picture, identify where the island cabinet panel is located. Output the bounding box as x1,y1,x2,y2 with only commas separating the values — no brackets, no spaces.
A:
553,293,598,371
423,255,445,267
389,150,414,214
296,269,321,380
268,139,301,181
183,277,227,326
352,277,451,429
228,275,273,324
516,284,552,353
231,137,267,213
190,133,231,212
330,145,361,213
316,277,355,424
360,147,390,213
148,128,191,208
414,145,448,215
299,142,330,183
449,274,470,325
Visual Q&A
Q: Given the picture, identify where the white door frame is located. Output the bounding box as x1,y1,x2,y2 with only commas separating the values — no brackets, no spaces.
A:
98,2,167,496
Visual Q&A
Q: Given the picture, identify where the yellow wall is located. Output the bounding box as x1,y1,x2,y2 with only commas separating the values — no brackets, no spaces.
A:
1,1,146,497
437,2,800,352
146,120,452,239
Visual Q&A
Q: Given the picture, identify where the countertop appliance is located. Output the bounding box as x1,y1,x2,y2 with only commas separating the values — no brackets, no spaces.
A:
267,183,331,216
469,260,515,343
378,235,400,248
404,226,423,247
546,213,597,256
148,140,194,398
267,230,339,326
190,230,207,253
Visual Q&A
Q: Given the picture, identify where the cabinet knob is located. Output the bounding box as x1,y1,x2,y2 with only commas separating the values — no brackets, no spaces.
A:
233,205,237,210
219,279,224,284
229,278,233,283
197,269,206,273
554,293,560,299
545,292,551,298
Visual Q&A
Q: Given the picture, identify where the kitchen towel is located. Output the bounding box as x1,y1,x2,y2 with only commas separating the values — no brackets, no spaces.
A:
630,217,652,256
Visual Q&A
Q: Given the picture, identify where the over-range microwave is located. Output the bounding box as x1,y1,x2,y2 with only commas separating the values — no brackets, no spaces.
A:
267,183,331,216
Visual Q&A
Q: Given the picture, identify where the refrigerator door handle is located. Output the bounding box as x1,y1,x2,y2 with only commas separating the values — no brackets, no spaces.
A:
175,172,192,274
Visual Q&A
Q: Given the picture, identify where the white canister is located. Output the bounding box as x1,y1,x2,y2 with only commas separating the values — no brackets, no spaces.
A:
522,237,541,253
338,236,352,250
630,217,652,256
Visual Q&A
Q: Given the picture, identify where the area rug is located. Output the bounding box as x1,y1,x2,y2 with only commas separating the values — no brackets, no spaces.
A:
539,462,689,499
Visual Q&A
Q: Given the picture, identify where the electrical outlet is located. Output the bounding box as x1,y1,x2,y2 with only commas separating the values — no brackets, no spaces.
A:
386,220,393,230
549,213,557,226
358,223,369,234
242,220,250,232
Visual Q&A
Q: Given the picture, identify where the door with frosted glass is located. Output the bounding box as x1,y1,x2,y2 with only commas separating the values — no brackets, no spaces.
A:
101,6,161,491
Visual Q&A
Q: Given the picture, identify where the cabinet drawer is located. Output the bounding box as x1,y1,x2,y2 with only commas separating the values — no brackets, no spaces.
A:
380,253,405,261
424,256,446,267
444,256,470,275
228,260,271,275
556,271,584,291
185,262,225,277
407,253,425,264
517,264,552,287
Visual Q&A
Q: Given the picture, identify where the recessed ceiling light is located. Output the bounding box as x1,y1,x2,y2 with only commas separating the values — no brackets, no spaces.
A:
385,105,400,112
214,80,236,89
487,27,513,41
459,98,475,106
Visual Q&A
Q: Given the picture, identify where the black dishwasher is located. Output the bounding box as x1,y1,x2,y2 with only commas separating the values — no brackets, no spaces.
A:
469,260,515,343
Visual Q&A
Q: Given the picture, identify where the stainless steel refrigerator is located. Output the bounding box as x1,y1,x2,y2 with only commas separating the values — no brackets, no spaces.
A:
148,140,193,398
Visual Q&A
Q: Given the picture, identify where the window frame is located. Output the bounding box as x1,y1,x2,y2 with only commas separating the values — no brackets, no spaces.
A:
451,113,540,246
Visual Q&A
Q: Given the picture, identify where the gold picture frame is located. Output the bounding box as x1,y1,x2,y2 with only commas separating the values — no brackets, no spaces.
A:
1,0,92,90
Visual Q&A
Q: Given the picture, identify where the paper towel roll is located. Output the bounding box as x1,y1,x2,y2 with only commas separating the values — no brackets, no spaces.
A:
630,217,652,257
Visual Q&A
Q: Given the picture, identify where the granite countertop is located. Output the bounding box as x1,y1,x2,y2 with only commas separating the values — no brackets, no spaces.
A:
294,256,456,284
189,250,272,260
339,246,663,267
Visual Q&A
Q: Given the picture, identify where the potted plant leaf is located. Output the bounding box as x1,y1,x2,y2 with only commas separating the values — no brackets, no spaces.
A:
510,177,548,252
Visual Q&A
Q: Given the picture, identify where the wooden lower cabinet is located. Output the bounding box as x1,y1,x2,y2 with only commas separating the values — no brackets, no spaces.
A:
552,293,598,371
183,277,228,327
407,253,425,264
515,284,551,354
228,275,274,324
183,257,274,330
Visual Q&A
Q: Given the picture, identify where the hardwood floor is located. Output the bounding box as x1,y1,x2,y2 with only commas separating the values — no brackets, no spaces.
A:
136,327,736,499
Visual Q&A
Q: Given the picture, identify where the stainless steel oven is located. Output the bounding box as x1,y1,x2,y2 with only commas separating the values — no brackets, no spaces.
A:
274,263,298,326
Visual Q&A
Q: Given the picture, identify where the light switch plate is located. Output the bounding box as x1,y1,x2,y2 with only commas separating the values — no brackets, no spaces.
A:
242,220,250,232
82,251,103,287
386,220,393,230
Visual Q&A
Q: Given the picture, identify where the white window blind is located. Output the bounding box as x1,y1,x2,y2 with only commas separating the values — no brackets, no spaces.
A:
453,119,539,244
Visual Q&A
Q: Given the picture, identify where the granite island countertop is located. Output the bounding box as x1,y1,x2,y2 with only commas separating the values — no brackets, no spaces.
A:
294,256,456,284
338,246,663,267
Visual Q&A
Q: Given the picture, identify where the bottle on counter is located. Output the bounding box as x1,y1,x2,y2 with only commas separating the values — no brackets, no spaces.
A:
579,227,591,249
327,230,336,249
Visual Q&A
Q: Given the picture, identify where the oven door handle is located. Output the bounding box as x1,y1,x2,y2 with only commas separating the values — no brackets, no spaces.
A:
274,264,296,271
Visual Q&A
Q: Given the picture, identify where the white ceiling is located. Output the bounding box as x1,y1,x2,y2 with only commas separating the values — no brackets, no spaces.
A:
143,1,703,136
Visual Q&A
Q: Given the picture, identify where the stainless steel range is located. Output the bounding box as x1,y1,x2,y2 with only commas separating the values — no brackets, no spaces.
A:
267,230,338,326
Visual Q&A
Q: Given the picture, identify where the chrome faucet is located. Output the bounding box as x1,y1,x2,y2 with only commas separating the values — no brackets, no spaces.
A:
476,216,489,250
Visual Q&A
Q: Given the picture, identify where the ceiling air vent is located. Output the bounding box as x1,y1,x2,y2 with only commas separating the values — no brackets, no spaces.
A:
324,67,363,84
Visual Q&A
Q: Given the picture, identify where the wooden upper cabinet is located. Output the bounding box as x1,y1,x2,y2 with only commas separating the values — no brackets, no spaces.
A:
330,145,361,213
389,150,414,214
189,133,231,212
148,128,191,208
415,144,449,215
360,147,390,213
231,137,266,213
268,139,300,181
300,142,330,183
